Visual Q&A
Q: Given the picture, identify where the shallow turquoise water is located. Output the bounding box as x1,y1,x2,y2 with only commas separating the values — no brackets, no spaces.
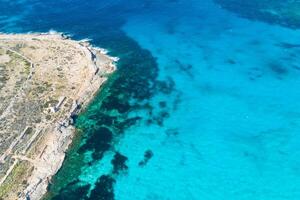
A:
1,0,300,199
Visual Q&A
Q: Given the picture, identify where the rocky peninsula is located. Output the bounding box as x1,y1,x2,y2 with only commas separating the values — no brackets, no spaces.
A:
0,33,117,199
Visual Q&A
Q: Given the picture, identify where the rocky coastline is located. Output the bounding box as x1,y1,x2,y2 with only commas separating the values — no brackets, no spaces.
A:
0,32,117,200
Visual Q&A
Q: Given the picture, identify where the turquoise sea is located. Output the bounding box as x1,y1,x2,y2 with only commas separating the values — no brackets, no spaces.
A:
1,0,300,199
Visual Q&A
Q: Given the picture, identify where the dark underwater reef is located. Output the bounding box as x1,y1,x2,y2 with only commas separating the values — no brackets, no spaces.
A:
214,0,300,29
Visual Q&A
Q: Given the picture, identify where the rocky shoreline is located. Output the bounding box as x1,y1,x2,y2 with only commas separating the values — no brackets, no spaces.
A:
25,34,117,200
0,33,117,200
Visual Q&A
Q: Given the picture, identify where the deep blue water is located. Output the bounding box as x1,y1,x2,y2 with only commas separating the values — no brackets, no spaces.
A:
1,0,300,199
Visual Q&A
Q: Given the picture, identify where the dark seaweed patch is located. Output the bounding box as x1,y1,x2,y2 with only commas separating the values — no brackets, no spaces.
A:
95,113,117,127
289,52,298,59
146,119,154,126
150,111,170,126
165,18,178,35
89,175,115,200
277,42,300,49
78,127,113,160
214,0,300,29
51,180,90,200
111,152,128,174
165,128,179,136
138,150,154,167
156,77,175,94
248,39,261,46
114,116,142,133
292,65,300,71
175,59,193,78
172,93,182,111
159,101,167,108
101,95,131,114
131,102,154,111
160,111,170,118
247,67,263,81
269,62,288,76
226,58,236,65
144,150,153,161
51,175,115,200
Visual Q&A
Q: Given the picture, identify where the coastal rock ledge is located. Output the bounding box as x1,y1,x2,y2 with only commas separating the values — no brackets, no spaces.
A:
0,33,117,200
